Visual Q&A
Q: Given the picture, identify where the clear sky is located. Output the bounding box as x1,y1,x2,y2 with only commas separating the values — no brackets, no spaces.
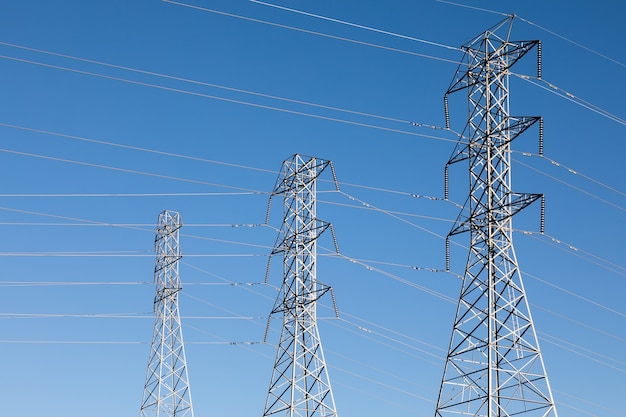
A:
0,1,624,416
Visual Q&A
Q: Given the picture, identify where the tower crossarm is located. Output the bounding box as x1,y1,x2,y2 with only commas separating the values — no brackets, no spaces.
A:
447,37,539,95
270,219,332,255
271,155,333,196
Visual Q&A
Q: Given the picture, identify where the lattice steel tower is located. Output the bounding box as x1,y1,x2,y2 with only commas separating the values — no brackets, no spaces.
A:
140,210,194,417
262,154,339,417
435,17,557,417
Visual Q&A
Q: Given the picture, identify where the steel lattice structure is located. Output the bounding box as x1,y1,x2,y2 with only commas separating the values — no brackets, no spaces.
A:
140,210,194,417
435,17,558,417
262,154,339,417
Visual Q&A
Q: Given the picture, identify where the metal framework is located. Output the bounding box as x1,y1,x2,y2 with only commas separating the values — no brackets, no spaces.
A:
140,210,194,417
435,17,557,417
262,154,339,417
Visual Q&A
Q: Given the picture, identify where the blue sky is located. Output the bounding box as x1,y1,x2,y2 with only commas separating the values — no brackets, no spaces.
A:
0,1,624,416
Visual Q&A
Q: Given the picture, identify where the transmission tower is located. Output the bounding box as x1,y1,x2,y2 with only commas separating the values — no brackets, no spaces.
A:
262,154,340,417
435,16,558,417
140,210,194,417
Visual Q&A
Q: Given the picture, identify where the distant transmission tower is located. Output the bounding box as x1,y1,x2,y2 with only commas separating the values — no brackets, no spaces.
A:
140,210,194,417
262,154,340,417
436,16,558,417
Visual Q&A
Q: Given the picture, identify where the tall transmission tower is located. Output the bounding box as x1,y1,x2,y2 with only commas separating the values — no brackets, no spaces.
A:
140,210,195,417
435,16,558,417
262,154,340,417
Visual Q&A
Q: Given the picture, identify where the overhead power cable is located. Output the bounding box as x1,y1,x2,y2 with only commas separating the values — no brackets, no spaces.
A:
2,50,621,202
161,1,459,63
514,157,626,213
0,192,255,198
0,313,261,320
4,197,622,327
319,200,456,223
7,121,622,221
0,252,267,258
437,0,626,69
0,147,267,193
1,41,622,202
518,230,626,277
540,334,626,375
0,41,438,126
160,1,626,130
2,185,621,323
184,260,613,412
0,122,456,198
523,270,626,319
514,151,625,199
514,73,626,127
247,0,461,51
532,304,626,344
435,0,509,16
0,54,458,144
516,16,626,69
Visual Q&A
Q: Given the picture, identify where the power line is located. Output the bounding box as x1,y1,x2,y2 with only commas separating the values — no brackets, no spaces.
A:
0,41,438,126
4,250,621,414
514,157,626,213
0,52,459,142
514,73,626,127
532,304,626,344
248,0,461,51
518,230,626,277
0,252,267,257
436,0,626,69
159,1,626,131
0,192,257,197
0,147,268,193
516,16,626,69
0,313,261,320
513,151,626,199
523,270,626,319
435,0,509,16
161,1,460,63
2,183,622,324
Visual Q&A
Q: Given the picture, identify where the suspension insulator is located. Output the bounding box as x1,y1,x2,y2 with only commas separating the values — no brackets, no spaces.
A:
537,41,543,79
330,225,340,254
263,316,272,343
444,95,450,129
331,289,339,318
264,257,272,284
444,165,450,200
445,238,451,272
539,118,544,156
540,195,545,234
